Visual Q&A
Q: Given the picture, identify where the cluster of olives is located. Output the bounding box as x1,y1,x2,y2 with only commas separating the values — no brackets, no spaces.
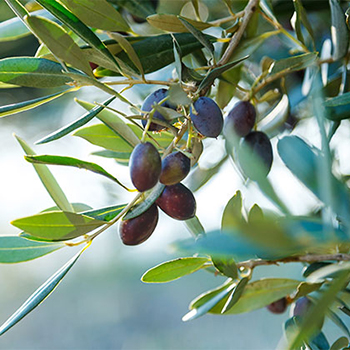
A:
119,89,206,246
223,101,273,181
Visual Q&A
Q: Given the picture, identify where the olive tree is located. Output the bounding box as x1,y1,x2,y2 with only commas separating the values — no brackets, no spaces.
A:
0,0,350,348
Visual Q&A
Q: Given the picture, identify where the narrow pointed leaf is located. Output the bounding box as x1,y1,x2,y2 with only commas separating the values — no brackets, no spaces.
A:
109,32,144,77
36,95,116,144
221,191,243,231
178,16,214,57
75,99,140,147
288,271,350,349
147,14,211,32
123,183,165,220
59,0,130,32
0,15,30,42
191,278,301,315
0,89,75,118
330,0,349,60
4,0,28,20
327,308,350,337
221,277,249,314
142,257,209,283
0,247,86,336
330,337,349,350
25,155,129,190
324,91,350,107
0,57,77,88
35,0,120,71
15,135,73,212
24,15,92,76
183,284,235,321
108,0,156,20
198,56,248,91
11,211,105,241
0,236,64,263
81,204,127,221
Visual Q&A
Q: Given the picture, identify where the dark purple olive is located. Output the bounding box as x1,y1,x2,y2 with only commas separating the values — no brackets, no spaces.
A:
156,183,196,220
141,88,176,131
129,142,161,192
266,298,288,314
293,297,324,330
224,101,256,138
160,151,191,185
119,204,158,245
237,131,273,180
190,97,223,138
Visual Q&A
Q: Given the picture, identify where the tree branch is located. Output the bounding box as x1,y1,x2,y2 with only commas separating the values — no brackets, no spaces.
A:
217,0,260,67
237,254,350,270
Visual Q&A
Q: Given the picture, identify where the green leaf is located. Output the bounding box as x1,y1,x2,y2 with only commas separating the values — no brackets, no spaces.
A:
221,191,243,231
327,309,350,337
324,91,350,107
329,0,349,60
24,15,92,76
91,150,131,165
141,257,209,283
292,0,315,49
108,32,144,77
211,257,237,279
123,183,165,220
81,204,127,221
0,236,64,263
4,0,28,20
178,16,214,57
74,124,134,153
15,135,73,213
59,0,130,32
147,14,211,33
11,211,105,241
36,95,116,144
183,282,235,321
287,271,350,349
191,278,301,315
293,281,324,300
0,89,75,118
330,337,349,350
168,84,191,106
198,56,249,92
260,0,278,22
269,52,318,77
0,57,77,88
221,277,249,314
0,247,85,336
277,136,350,227
24,155,129,190
75,99,140,147
35,0,119,71
108,0,156,20
95,33,214,76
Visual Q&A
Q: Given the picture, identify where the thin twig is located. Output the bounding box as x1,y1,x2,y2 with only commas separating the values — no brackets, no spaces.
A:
237,253,350,270
217,0,260,67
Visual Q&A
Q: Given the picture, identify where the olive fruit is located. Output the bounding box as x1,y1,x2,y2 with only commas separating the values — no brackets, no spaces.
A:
141,88,176,131
236,131,273,180
266,297,288,314
160,151,191,185
156,183,196,220
129,142,161,192
190,97,223,138
292,297,324,330
119,204,158,245
224,101,256,138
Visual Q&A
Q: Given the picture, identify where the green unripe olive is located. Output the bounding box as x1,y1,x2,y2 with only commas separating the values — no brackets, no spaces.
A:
266,297,288,314
224,101,256,138
129,142,161,192
160,151,191,185
156,183,196,220
237,131,273,180
119,204,158,245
